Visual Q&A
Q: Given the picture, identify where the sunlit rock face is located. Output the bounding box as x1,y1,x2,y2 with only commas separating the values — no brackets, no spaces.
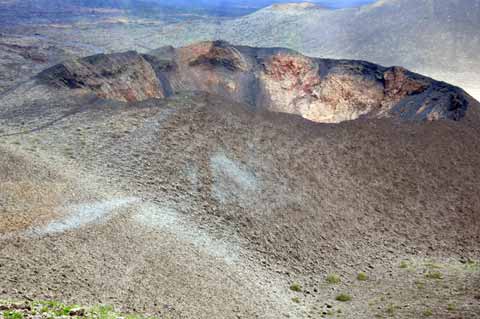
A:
258,53,386,123
37,41,475,123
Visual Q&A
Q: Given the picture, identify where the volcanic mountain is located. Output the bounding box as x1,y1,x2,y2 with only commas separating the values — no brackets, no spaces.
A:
1,41,479,318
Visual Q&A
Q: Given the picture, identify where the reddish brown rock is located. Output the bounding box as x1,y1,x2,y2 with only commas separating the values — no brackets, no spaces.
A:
383,66,429,100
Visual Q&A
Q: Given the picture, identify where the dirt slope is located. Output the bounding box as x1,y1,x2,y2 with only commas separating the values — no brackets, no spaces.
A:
1,85,479,317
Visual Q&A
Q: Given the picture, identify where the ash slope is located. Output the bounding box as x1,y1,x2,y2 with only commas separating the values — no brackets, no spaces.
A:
1,91,479,318
34,41,479,123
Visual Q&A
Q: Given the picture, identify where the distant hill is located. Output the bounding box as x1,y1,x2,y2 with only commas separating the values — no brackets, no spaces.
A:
151,0,480,99
0,0,376,16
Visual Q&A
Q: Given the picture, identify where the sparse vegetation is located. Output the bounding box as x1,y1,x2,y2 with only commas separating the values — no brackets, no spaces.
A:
291,297,300,304
399,261,409,269
357,272,368,281
447,303,456,311
423,309,433,317
326,274,341,284
335,294,352,302
90,305,116,319
0,300,154,319
3,311,24,319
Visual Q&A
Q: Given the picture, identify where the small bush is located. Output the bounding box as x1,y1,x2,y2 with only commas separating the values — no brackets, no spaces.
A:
357,272,368,281
335,294,352,302
290,283,302,292
425,271,443,280
447,304,456,311
399,261,409,269
326,274,341,284
291,297,300,304
414,280,425,289
386,304,398,316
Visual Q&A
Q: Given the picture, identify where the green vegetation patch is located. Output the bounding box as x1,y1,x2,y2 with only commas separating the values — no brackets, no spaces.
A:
3,311,24,319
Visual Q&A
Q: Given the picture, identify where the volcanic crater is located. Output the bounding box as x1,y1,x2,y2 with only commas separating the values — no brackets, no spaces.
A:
36,40,479,123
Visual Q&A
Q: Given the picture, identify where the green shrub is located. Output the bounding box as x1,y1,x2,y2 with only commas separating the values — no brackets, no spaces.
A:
326,274,341,284
290,283,302,292
335,294,352,302
357,272,368,281
291,297,300,304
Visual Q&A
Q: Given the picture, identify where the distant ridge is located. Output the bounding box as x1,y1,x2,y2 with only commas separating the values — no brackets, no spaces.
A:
149,0,480,101
269,2,325,10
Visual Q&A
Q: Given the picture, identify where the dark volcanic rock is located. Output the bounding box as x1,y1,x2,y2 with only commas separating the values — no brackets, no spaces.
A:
37,41,478,123
38,51,162,103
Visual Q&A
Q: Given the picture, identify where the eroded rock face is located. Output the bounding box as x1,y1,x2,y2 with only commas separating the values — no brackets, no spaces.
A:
259,54,386,122
37,41,477,122
38,51,162,103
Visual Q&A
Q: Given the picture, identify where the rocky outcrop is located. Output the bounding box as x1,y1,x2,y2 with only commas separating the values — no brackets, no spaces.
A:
38,51,162,103
37,41,477,122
